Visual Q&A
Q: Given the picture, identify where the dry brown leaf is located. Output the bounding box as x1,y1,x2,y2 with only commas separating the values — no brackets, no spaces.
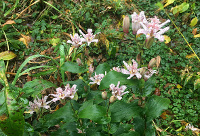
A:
192,28,197,35
19,34,31,48
2,20,15,27
156,56,161,68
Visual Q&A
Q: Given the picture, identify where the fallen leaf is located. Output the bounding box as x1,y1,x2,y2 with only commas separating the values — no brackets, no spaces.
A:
192,28,197,35
164,35,171,44
19,34,31,48
0,51,17,60
156,56,161,68
190,17,198,27
2,20,15,27
194,34,200,38
186,53,196,59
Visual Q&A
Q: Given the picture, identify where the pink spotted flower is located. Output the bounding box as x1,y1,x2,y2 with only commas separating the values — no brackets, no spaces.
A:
79,29,98,46
137,16,170,42
89,72,106,85
110,81,128,100
67,33,84,48
121,59,142,79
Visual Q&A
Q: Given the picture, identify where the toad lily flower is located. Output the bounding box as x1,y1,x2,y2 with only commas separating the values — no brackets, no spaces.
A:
89,72,106,85
79,29,98,46
121,59,142,79
50,84,78,102
110,81,128,100
131,11,148,34
27,96,51,114
137,16,170,42
67,33,84,48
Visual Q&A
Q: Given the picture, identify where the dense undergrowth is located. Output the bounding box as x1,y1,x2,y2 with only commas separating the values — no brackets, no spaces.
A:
0,0,200,135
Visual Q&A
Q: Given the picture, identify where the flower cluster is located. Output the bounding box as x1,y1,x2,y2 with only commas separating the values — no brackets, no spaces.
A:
50,84,78,102
127,11,170,46
110,81,128,101
89,72,106,85
27,96,51,114
67,29,98,47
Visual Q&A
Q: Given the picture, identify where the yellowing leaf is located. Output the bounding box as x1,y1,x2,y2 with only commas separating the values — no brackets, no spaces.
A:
105,39,109,50
186,53,196,59
194,78,200,90
164,35,171,44
0,51,17,60
194,34,200,38
2,20,15,27
19,34,31,48
190,17,198,27
0,114,8,121
50,38,60,46
177,84,182,89
192,28,197,35
164,0,175,7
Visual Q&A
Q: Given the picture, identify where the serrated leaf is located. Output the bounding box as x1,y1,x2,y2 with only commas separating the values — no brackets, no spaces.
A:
61,61,87,74
190,17,198,27
99,71,140,90
43,102,76,128
194,78,200,90
0,51,16,60
22,79,57,97
79,101,110,124
145,95,170,121
110,101,141,122
95,63,110,75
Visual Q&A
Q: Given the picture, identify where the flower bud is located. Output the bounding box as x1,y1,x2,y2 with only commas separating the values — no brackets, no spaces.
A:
148,57,156,69
76,58,82,66
109,96,117,103
123,15,130,33
102,91,107,100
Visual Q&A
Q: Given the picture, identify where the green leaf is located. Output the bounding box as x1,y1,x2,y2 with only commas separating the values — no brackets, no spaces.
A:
190,17,198,27
61,61,87,74
180,2,189,13
31,67,57,77
110,101,141,122
0,51,16,60
43,102,76,128
99,71,140,90
0,60,25,136
95,63,110,75
155,2,164,10
22,79,57,97
141,77,156,97
145,95,170,121
79,101,110,124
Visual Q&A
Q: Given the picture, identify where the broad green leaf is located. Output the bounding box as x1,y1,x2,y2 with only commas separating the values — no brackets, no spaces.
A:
194,78,200,90
22,79,57,97
79,101,110,124
0,61,24,136
0,51,16,60
119,131,140,136
180,2,189,13
99,71,140,90
145,95,170,121
190,17,198,27
113,124,132,136
61,61,87,74
110,101,142,122
95,63,110,75
141,77,156,97
43,102,76,128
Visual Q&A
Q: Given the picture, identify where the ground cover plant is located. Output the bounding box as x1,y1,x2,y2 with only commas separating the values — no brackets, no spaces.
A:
0,0,200,135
